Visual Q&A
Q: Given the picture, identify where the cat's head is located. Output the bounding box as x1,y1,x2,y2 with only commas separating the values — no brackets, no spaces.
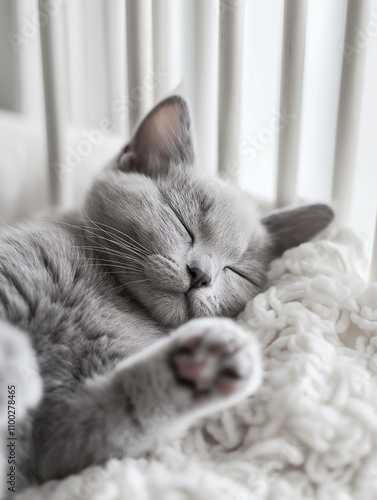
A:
84,96,333,328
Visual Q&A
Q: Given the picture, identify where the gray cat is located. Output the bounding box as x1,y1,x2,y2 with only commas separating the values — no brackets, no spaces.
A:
0,96,333,496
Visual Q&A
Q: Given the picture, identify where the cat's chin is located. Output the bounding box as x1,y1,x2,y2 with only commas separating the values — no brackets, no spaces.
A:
185,289,217,320
146,291,215,329
143,293,190,329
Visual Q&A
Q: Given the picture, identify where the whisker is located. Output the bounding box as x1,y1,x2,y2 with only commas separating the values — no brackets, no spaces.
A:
111,278,150,293
83,213,149,259
267,219,321,236
78,267,143,275
72,243,146,266
49,218,146,261
71,244,134,260
75,264,141,273
77,263,142,273
80,266,143,276
75,246,131,261
92,194,151,254
70,245,123,254
90,251,143,266
77,256,141,266
82,226,146,260
84,212,149,256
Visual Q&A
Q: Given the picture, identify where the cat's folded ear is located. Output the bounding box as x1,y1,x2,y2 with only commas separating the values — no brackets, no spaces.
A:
262,204,334,258
117,95,194,176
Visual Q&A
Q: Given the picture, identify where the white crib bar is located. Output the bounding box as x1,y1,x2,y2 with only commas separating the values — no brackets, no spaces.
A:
82,0,111,129
370,214,377,282
125,0,154,134
38,0,69,207
194,0,219,176
217,0,245,181
276,0,308,207
332,0,371,225
152,0,173,102
105,0,127,138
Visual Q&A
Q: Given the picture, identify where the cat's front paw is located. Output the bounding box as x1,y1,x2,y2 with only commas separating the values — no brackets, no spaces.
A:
169,318,262,401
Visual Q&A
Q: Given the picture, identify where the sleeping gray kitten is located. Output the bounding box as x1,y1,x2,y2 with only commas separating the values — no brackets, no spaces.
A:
0,96,333,495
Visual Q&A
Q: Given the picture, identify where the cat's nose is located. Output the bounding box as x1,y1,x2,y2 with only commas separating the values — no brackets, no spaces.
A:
188,266,211,289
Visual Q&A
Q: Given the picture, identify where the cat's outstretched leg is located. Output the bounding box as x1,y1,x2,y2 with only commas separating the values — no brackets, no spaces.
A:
29,318,262,484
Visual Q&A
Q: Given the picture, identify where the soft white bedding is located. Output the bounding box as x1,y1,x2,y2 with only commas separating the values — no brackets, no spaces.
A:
17,226,377,500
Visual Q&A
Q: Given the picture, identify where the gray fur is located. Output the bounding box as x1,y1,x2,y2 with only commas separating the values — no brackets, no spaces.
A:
0,96,334,495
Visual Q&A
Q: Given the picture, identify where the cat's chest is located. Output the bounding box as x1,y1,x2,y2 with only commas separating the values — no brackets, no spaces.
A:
34,281,166,387
0,238,166,387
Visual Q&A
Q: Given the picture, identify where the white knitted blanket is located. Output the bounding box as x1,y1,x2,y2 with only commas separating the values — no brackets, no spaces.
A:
17,226,377,500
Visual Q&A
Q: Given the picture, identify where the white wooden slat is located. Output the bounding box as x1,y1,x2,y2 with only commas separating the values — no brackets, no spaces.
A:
152,0,173,102
83,0,110,128
64,0,86,126
332,0,371,225
181,0,196,104
104,0,127,138
38,0,70,207
276,0,308,207
66,0,110,128
217,0,245,181
370,212,377,282
125,0,154,133
0,0,21,111
153,0,194,101
16,0,45,120
194,0,219,175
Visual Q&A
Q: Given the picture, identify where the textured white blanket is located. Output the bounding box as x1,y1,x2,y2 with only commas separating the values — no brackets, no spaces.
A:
17,226,377,500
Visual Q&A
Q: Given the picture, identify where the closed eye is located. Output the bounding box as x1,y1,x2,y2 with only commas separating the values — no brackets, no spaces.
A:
225,266,260,288
167,204,194,243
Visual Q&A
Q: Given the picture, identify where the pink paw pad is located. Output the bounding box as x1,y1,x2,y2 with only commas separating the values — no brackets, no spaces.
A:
170,330,250,396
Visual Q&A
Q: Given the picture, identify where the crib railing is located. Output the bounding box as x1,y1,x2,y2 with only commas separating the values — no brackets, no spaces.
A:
5,0,377,280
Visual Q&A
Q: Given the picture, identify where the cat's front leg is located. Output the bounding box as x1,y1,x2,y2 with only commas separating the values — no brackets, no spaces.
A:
29,319,261,484
116,317,262,450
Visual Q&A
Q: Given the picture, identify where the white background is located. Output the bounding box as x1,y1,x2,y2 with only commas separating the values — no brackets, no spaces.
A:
0,0,376,253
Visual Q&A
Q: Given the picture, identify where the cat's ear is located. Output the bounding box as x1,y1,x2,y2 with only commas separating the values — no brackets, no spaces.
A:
117,95,194,176
262,204,334,258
